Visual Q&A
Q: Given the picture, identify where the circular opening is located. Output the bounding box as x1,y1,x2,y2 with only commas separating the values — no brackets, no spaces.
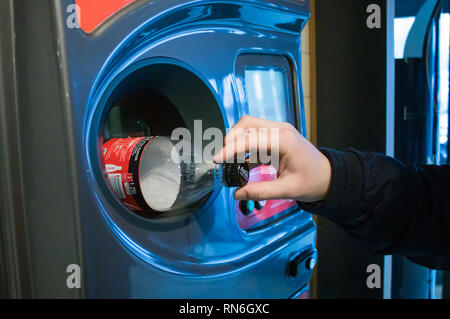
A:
99,61,226,221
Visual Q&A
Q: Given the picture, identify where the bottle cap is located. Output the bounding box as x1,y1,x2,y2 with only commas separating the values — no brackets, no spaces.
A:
223,163,249,187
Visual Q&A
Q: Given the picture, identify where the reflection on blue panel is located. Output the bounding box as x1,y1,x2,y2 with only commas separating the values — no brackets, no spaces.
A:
394,17,415,59
245,68,289,122
438,13,449,164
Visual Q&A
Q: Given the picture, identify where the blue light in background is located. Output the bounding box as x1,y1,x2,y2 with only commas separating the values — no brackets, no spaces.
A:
438,13,449,164
394,17,416,59
395,14,450,164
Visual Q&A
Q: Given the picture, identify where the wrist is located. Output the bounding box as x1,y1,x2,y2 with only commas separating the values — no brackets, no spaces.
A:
317,153,332,201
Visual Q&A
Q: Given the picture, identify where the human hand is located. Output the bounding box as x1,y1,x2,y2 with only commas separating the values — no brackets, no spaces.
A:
214,116,332,203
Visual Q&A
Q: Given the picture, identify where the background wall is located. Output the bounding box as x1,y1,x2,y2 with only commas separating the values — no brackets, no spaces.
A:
312,0,388,299
301,16,312,140
300,1,317,297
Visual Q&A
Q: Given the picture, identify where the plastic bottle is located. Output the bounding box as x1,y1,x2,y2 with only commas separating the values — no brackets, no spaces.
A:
103,136,249,213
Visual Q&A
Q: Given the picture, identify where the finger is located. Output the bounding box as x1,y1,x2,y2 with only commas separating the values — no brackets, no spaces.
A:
224,126,246,147
224,116,282,145
223,117,255,147
214,130,274,163
234,179,290,201
215,131,254,163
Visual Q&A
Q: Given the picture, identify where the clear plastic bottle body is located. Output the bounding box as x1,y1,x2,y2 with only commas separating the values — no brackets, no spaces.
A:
138,137,245,212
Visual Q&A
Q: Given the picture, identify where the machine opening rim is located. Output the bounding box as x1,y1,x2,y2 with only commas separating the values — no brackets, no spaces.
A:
87,57,228,228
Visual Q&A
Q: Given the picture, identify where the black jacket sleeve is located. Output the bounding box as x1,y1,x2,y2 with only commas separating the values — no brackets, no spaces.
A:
299,148,450,270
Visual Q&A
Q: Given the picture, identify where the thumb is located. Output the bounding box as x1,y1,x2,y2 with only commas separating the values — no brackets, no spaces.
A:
234,179,288,201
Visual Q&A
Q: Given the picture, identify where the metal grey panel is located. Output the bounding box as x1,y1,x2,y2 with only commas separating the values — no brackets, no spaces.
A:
0,0,83,298
0,0,33,299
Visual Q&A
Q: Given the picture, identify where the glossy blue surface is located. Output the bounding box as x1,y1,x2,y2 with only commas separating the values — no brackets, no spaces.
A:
404,0,440,58
60,0,315,298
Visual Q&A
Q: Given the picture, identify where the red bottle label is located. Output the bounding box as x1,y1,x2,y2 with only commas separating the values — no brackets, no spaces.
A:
103,137,152,211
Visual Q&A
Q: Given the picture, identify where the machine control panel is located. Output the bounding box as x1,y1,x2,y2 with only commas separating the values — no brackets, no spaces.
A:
235,165,299,231
235,54,301,231
240,200,255,215
287,249,318,278
239,200,267,215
